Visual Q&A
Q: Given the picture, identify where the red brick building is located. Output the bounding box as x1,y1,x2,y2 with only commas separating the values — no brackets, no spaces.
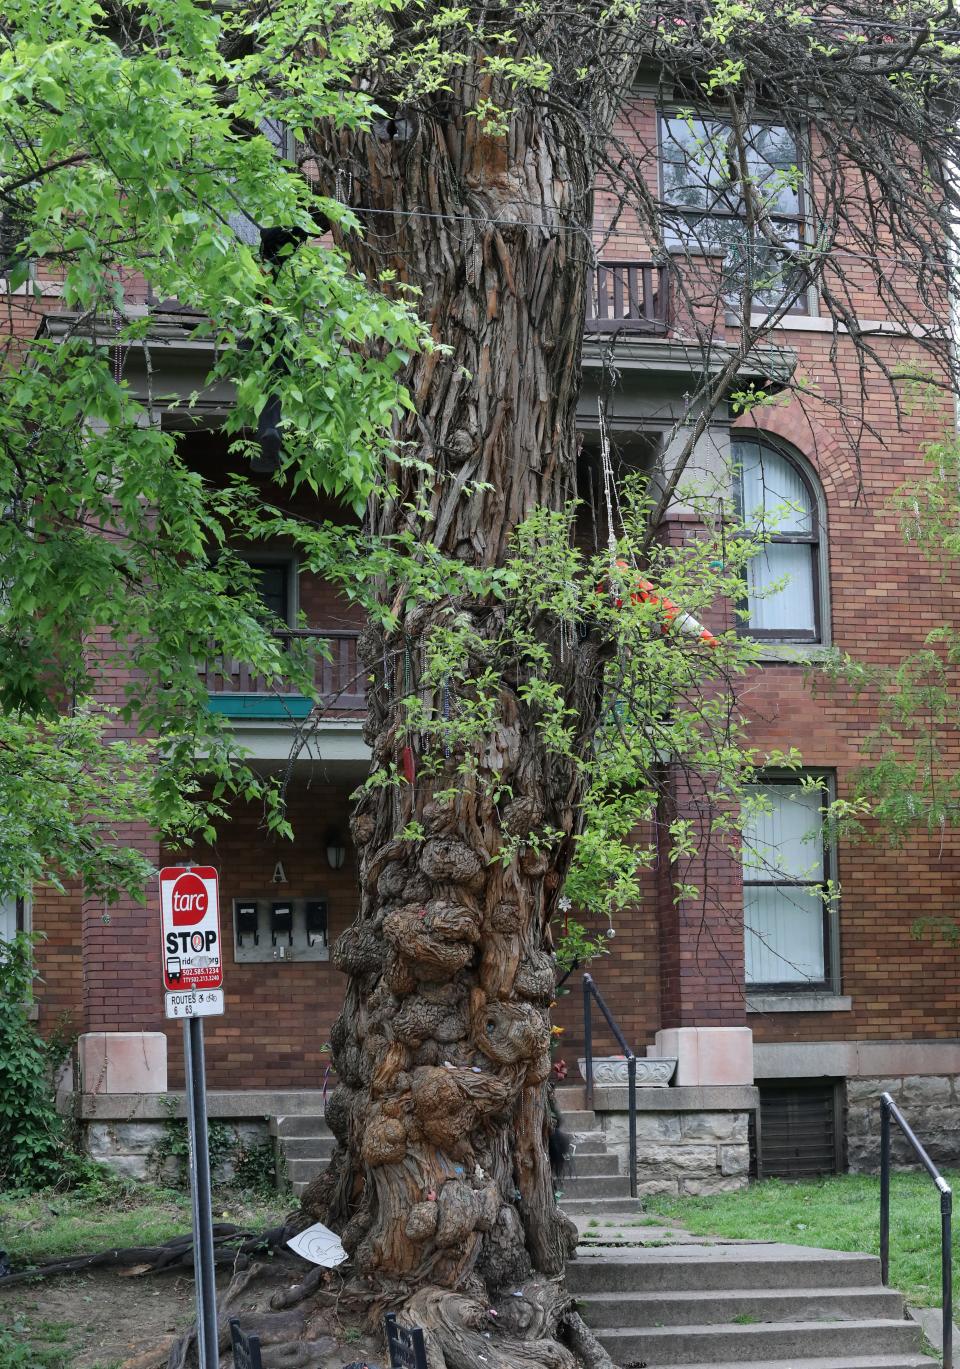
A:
6,79,959,1185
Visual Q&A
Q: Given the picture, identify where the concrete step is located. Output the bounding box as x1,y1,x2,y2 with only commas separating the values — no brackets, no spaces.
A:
568,1134,607,1155
654,1357,932,1369
566,1250,884,1293
567,1152,619,1177
285,1157,332,1185
270,1115,331,1138
554,1085,588,1110
278,1137,337,1160
594,1317,922,1364
557,1175,634,1199
559,1196,646,1215
578,1286,906,1328
556,1109,598,1130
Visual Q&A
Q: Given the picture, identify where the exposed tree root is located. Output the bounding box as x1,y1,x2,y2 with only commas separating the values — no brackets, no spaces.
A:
403,1283,578,1369
268,1263,331,1310
123,1252,615,1369
558,1311,619,1369
0,1224,286,1289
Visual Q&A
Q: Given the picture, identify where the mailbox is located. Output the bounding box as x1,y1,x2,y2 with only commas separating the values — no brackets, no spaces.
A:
236,902,259,947
305,900,328,948
270,901,293,946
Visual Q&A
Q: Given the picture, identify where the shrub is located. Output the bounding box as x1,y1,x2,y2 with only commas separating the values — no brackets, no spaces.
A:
0,934,67,1190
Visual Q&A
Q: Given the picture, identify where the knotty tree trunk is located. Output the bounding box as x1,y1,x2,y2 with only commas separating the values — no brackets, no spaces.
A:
297,35,642,1369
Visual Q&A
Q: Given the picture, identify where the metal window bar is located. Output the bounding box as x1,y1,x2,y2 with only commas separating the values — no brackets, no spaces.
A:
880,1092,952,1369
581,972,637,1199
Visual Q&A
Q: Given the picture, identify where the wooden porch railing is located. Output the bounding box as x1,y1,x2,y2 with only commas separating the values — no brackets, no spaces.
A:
585,260,668,333
199,628,366,709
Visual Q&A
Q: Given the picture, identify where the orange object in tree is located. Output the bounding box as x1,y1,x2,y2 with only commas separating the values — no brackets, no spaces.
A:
602,559,718,648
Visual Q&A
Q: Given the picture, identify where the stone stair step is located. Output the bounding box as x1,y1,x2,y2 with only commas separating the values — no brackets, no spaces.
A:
555,1109,598,1130
285,1157,331,1184
566,1250,884,1293
559,1196,646,1215
278,1137,337,1160
568,1134,607,1154
554,1085,588,1110
564,1254,881,1292
270,1115,331,1138
567,1152,619,1177
557,1175,634,1199
652,1357,932,1369
594,1317,922,1364
578,1286,906,1328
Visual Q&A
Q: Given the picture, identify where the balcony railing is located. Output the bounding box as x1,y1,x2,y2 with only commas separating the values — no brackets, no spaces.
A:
585,260,668,333
199,628,366,711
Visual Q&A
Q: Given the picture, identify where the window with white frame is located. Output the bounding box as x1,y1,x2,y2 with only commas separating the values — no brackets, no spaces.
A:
735,438,825,642
660,113,808,313
742,780,833,988
0,895,26,943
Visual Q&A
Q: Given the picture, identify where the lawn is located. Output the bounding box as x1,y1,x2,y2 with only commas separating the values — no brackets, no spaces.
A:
0,1181,291,1369
0,1181,287,1267
646,1172,959,1310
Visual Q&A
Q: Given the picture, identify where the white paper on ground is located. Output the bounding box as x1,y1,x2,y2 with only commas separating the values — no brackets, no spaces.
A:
286,1221,348,1267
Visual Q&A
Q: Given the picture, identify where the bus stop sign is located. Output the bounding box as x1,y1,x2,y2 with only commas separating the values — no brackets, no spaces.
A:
159,866,224,1018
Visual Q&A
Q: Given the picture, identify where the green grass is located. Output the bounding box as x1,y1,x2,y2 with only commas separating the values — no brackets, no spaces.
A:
0,1315,74,1369
0,1182,287,1267
646,1173,959,1310
0,1312,124,1369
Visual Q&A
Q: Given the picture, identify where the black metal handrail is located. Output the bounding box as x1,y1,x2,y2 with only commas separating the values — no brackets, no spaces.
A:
880,1092,953,1369
582,972,637,1200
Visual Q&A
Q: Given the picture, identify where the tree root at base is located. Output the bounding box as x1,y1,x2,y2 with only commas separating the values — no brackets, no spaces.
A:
126,1259,616,1369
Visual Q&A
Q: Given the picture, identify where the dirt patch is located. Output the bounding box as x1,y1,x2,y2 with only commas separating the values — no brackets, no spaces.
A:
0,1265,204,1367
0,1263,384,1368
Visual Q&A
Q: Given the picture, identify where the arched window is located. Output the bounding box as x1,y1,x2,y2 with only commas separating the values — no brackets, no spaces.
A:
735,438,827,643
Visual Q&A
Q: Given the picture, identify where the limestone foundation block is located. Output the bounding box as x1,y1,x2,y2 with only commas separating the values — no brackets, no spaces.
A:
78,1032,168,1095
602,1112,682,1145
681,1176,748,1195
653,1027,754,1087
636,1143,718,1174
679,1111,748,1142
719,1143,750,1176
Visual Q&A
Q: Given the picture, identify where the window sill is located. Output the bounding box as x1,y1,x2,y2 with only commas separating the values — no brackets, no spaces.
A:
746,991,851,1014
0,276,63,298
727,310,930,340
752,641,832,664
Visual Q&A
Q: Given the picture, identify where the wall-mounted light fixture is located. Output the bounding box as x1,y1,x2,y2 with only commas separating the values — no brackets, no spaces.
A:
325,827,346,871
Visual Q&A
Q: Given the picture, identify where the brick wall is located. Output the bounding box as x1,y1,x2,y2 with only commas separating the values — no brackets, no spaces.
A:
12,89,960,1088
160,777,357,1090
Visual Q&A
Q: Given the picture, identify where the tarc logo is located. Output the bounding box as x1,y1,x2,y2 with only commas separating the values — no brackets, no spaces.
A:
171,872,209,927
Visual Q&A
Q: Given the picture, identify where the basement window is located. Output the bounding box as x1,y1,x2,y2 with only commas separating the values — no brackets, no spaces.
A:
751,1079,844,1179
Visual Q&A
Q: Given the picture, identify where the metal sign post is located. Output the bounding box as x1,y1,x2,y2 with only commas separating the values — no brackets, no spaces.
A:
185,1014,219,1369
159,865,225,1369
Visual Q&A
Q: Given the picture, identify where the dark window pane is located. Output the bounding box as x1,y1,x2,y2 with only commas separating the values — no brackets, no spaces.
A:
250,563,290,623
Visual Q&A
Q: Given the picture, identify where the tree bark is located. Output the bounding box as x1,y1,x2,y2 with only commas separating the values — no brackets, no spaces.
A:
298,35,641,1369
